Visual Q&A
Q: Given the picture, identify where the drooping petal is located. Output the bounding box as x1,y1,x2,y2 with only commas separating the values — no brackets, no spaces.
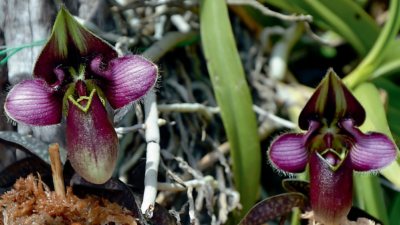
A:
310,151,353,225
268,121,319,173
66,89,119,184
90,55,158,109
33,6,117,85
298,69,365,130
4,79,62,126
341,120,397,172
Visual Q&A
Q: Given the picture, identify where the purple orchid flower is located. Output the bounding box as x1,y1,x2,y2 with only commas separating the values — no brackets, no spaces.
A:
268,69,397,225
4,6,158,184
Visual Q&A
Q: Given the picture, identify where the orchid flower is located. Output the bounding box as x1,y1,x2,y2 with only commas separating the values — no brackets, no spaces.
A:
268,69,397,225
4,6,158,184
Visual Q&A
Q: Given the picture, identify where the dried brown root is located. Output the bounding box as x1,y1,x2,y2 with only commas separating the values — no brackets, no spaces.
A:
0,174,137,225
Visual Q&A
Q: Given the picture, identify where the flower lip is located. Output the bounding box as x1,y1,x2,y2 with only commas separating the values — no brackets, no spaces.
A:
298,69,366,130
319,149,348,172
310,150,353,225
66,89,119,184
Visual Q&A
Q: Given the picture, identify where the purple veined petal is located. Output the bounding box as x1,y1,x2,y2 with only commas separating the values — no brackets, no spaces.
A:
4,79,62,126
33,6,117,85
268,121,319,173
310,151,353,225
298,69,366,130
341,120,397,172
90,55,158,109
66,89,119,184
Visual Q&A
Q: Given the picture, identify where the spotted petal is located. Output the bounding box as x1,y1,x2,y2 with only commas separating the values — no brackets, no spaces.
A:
33,6,117,85
299,69,366,130
90,55,158,109
5,79,62,126
341,120,397,172
268,121,319,173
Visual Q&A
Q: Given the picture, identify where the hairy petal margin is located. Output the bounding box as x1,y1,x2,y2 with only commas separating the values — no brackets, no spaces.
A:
341,120,397,172
268,121,319,173
90,55,158,109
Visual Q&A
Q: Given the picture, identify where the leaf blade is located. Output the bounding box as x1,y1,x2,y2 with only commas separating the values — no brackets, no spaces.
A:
353,82,399,225
239,193,311,225
200,0,261,216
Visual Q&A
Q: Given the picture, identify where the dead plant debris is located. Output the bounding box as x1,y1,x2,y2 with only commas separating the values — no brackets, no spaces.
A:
0,174,136,225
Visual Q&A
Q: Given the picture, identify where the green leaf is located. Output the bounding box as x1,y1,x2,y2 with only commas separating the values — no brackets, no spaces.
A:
344,0,400,88
372,77,400,143
353,175,389,225
262,0,380,56
370,39,400,79
389,193,400,225
353,82,400,182
352,82,397,224
200,0,261,216
352,82,400,224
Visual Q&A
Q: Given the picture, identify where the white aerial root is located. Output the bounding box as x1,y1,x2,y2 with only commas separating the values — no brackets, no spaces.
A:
141,94,161,218
140,30,198,218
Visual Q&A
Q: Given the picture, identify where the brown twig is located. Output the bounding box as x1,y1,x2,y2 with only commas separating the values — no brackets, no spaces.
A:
48,143,65,199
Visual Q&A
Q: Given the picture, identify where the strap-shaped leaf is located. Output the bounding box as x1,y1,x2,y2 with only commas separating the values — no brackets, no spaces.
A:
371,40,400,79
372,78,400,142
200,0,261,215
343,0,400,88
353,83,400,186
353,82,398,225
239,193,311,225
262,0,379,56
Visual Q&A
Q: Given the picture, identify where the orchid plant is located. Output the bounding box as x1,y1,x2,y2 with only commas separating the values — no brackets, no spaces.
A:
3,6,158,184
241,69,398,225
268,69,397,224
